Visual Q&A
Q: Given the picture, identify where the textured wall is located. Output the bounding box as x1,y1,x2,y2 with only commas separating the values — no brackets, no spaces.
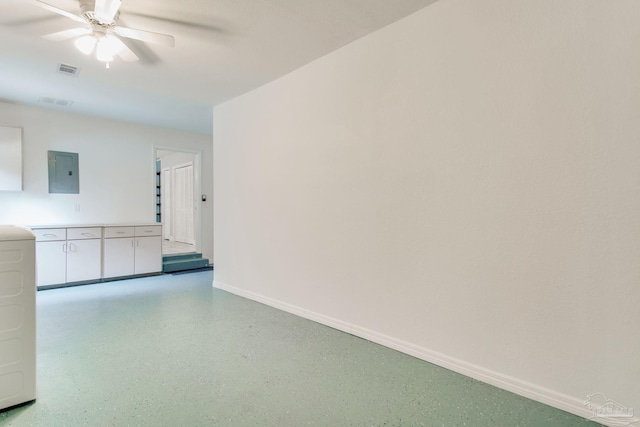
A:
213,0,640,420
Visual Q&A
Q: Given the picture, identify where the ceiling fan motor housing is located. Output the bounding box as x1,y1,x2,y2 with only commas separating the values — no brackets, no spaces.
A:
79,0,119,25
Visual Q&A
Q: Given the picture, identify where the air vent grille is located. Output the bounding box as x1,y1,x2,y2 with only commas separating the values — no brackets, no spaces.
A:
38,97,74,107
58,63,79,76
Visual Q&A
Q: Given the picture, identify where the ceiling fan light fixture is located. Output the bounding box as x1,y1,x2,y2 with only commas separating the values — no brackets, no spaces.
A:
74,36,96,55
96,36,120,62
96,43,113,62
31,0,174,67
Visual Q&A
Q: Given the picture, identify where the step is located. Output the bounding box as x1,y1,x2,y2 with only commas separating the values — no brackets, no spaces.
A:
162,257,210,273
162,253,202,262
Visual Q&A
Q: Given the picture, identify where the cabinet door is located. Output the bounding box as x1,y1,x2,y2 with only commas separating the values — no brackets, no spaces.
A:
134,236,162,275
103,238,135,278
66,239,102,282
35,241,67,286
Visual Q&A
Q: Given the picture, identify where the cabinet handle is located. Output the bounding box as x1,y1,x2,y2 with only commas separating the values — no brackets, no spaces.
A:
117,231,125,234
81,233,94,237
69,243,75,252
62,243,67,252
131,240,134,247
43,233,57,237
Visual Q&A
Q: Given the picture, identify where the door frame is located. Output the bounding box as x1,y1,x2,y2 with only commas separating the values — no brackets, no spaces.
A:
153,146,202,255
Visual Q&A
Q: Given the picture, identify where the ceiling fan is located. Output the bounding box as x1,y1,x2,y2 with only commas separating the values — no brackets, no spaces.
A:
29,0,175,65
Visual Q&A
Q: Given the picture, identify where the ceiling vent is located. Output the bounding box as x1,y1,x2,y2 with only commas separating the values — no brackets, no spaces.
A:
38,97,74,107
57,63,79,77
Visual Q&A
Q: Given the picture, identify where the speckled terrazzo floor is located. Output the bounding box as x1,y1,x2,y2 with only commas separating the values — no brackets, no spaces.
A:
0,271,600,426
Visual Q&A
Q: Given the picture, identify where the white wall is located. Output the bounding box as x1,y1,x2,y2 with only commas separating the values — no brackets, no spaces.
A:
213,0,640,421
0,101,213,261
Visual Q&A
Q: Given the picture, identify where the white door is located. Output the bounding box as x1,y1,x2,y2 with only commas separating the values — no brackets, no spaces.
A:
162,168,171,240
173,163,194,244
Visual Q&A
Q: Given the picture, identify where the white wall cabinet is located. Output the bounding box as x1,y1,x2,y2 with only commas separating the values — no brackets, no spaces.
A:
33,224,161,287
103,225,162,279
0,126,23,191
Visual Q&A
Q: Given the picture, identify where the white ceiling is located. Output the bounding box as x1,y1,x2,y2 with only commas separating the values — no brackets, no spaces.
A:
0,0,439,135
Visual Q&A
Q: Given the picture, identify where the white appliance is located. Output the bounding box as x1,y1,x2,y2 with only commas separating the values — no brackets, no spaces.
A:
0,226,36,411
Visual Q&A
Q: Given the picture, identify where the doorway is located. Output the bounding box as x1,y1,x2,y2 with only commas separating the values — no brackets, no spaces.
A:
155,147,202,256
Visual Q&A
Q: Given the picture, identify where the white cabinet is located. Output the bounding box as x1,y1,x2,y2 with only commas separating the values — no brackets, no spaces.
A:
103,225,162,279
34,227,102,286
103,227,135,278
66,239,102,283
66,227,102,283
34,228,67,287
35,241,67,286
33,224,161,286
134,235,162,275
0,226,36,411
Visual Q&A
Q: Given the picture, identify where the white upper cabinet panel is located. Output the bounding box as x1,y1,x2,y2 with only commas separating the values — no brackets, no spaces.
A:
0,126,22,191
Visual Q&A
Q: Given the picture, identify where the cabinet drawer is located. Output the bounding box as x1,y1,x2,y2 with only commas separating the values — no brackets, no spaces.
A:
135,226,161,237
32,228,66,242
104,227,135,238
67,227,102,240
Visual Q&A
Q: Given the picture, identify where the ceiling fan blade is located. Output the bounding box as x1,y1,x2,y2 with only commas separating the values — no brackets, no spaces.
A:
116,30,161,64
126,11,228,34
43,27,91,41
111,36,138,62
26,0,86,24
94,0,121,23
114,26,175,47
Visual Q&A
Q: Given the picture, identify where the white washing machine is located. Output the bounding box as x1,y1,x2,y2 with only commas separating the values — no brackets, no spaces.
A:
0,226,36,411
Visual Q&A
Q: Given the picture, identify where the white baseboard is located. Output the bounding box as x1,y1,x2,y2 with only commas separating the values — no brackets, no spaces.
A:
212,280,606,425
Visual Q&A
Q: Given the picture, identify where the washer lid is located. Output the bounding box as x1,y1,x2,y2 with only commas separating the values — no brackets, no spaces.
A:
0,226,35,241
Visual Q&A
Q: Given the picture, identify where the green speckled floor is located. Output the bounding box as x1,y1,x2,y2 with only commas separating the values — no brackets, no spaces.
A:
0,271,600,426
